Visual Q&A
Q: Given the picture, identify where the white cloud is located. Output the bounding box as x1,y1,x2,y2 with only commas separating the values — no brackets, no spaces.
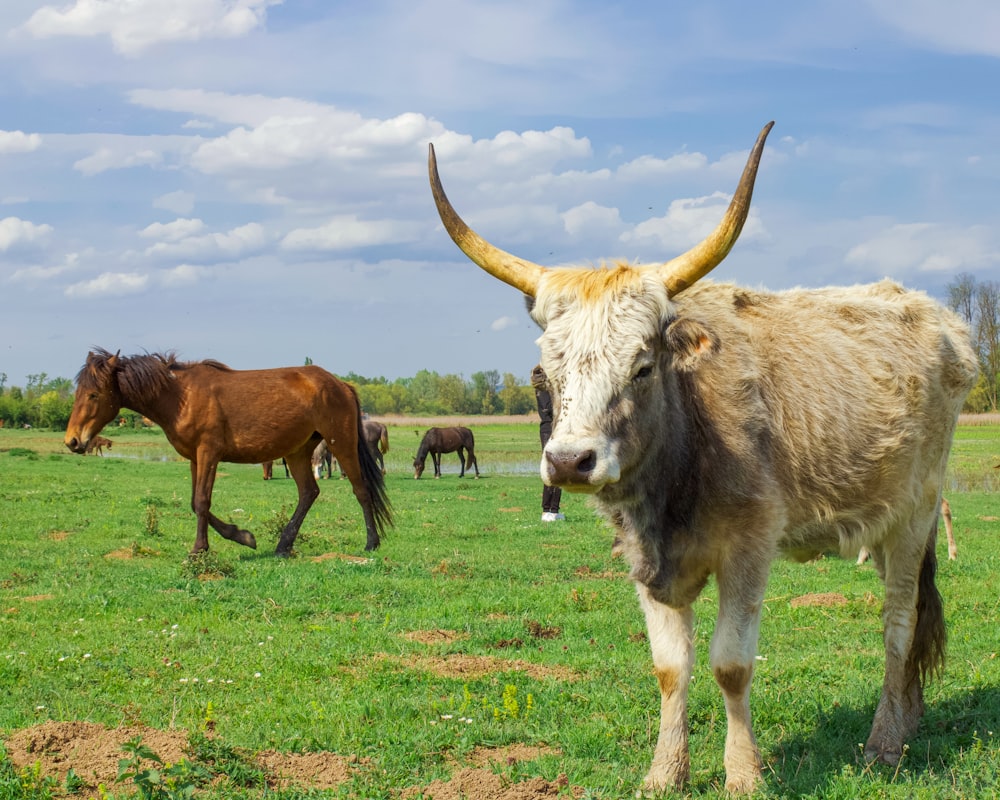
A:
74,147,162,176
490,316,518,331
281,216,423,251
153,190,196,215
21,0,283,57
159,264,206,286
845,222,1000,273
140,218,206,242
144,222,268,259
616,152,708,182
561,202,622,239
0,130,42,154
66,271,149,297
0,217,53,251
620,193,767,251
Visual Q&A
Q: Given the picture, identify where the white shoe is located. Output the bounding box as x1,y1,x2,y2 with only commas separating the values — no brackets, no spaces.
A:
541,512,556,522
552,513,566,521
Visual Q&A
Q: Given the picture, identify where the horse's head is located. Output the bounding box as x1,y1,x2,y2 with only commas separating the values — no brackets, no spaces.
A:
413,458,425,479
65,349,124,454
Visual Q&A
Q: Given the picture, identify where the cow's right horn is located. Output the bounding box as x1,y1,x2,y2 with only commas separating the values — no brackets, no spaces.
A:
428,143,543,297
658,121,774,298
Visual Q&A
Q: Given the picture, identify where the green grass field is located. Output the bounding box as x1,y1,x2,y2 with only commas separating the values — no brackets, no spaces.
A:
1,422,998,798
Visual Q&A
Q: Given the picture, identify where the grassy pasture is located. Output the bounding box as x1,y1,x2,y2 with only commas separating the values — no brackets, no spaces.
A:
0,422,998,798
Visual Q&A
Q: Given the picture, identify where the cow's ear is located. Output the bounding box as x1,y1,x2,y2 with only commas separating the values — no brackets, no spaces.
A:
665,317,720,371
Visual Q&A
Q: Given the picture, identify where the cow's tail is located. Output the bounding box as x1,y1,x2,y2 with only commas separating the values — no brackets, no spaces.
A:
907,519,946,688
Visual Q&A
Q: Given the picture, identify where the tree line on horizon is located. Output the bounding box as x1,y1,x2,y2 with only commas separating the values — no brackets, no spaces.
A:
2,273,997,432
0,367,540,431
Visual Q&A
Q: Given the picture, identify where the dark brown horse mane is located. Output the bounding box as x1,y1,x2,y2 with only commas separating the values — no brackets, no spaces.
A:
78,348,233,404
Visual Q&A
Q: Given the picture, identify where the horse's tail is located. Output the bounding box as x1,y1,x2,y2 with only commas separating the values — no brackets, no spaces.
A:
907,518,946,689
379,425,389,454
356,416,393,541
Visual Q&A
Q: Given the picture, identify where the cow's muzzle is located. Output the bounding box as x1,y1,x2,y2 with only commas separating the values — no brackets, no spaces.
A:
542,438,619,492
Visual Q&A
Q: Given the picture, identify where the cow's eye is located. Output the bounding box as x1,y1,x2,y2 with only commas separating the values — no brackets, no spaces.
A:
633,365,653,382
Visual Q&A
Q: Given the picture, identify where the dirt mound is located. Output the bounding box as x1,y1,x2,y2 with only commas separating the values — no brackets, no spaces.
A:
4,721,356,791
5,722,584,799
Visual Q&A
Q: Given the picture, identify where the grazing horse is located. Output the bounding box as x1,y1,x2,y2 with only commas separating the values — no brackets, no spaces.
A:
65,349,392,555
85,435,113,456
413,426,479,479
363,419,390,475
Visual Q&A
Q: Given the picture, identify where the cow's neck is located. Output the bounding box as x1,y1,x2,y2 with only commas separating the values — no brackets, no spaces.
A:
596,370,714,608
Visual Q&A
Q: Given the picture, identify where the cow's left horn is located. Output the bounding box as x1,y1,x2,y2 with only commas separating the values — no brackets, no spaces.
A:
658,121,774,298
428,143,543,297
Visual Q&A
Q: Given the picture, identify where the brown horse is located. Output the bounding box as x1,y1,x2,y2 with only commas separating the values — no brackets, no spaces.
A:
314,421,388,479
65,349,392,555
364,419,390,475
413,426,479,479
261,459,289,480
85,435,113,456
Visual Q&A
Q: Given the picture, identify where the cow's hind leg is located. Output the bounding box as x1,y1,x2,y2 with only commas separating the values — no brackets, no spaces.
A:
864,507,942,765
636,584,694,793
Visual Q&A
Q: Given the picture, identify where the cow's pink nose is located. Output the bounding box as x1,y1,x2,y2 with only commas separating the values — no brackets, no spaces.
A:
545,447,596,483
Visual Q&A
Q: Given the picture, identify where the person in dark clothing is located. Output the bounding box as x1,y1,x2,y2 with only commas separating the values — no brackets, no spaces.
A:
531,364,564,521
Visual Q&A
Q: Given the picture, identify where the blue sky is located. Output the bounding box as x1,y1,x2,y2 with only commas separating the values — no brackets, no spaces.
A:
1,0,998,387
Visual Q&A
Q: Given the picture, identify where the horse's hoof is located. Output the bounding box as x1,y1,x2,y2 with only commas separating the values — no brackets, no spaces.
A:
275,549,293,558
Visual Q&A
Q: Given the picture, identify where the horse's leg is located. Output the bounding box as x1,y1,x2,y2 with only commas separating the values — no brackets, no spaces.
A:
456,447,466,478
189,459,257,552
468,447,479,478
329,440,381,552
276,447,321,556
432,452,442,478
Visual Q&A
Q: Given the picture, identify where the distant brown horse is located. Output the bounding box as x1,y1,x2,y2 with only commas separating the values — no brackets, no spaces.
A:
314,421,388,479
363,420,390,475
65,349,392,555
413,426,479,479
85,435,113,456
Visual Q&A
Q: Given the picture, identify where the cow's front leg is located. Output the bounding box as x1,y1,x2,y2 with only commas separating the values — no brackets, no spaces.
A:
636,584,694,792
712,558,767,793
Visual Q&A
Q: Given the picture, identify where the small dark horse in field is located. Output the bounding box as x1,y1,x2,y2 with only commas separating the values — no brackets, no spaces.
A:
85,435,113,456
364,420,390,475
65,349,392,555
413,426,479,479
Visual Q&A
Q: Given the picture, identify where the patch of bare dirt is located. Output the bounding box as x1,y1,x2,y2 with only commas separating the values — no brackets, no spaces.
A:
4,721,358,792
374,653,579,682
401,768,582,800
21,594,55,603
311,552,373,564
404,629,469,644
7,723,582,800
791,592,849,608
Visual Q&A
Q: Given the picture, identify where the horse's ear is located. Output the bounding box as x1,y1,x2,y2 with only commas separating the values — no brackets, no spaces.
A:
108,351,120,369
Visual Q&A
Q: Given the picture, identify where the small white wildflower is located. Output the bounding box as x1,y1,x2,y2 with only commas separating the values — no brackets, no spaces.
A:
172,624,179,630
267,636,273,641
83,653,92,659
207,678,214,684
192,678,199,683
441,714,453,720
429,720,437,726
36,705,45,710
180,678,189,683
254,672,262,678
58,657,66,662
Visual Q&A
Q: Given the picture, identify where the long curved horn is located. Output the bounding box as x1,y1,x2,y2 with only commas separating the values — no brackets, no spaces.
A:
428,143,543,297
658,121,774,297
